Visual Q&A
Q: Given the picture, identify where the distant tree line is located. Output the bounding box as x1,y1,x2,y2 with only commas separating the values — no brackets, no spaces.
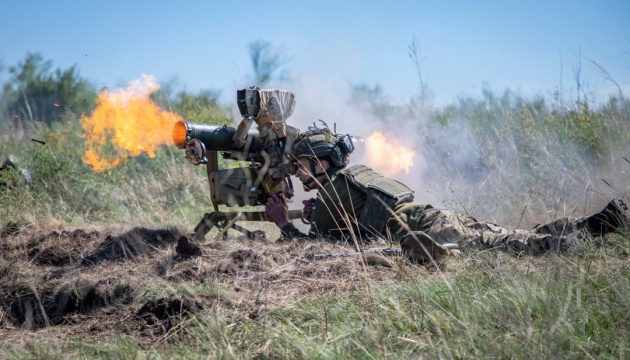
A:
0,53,234,141
0,53,96,133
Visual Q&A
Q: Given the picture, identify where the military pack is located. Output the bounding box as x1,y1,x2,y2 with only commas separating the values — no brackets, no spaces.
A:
340,164,414,237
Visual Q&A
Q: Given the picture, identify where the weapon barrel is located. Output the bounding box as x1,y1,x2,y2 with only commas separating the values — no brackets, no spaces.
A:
173,120,262,152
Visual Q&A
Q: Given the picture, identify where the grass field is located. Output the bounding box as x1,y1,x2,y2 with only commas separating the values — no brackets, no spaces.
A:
1,88,629,358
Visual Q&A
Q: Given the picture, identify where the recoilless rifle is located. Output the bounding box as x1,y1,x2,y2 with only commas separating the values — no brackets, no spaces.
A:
173,88,303,242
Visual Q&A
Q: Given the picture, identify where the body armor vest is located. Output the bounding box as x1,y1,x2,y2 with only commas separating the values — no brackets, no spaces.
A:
338,164,414,236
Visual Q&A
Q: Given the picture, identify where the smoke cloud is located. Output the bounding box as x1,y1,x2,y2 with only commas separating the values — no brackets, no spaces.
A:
271,73,630,228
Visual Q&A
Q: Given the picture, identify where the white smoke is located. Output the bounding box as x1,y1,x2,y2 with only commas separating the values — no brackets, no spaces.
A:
283,73,444,208
281,75,630,227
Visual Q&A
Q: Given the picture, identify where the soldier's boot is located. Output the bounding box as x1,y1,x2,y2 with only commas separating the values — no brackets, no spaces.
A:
586,198,630,236
545,233,585,253
400,231,450,264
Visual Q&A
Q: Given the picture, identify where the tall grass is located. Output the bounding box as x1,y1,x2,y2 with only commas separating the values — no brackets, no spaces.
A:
2,89,629,229
0,117,217,228
415,90,630,226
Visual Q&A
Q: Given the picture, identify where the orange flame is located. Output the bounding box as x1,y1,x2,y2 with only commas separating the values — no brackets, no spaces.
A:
81,74,182,172
365,131,415,176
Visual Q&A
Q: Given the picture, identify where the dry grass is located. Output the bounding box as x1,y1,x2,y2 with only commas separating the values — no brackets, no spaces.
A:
0,221,628,359
0,224,422,340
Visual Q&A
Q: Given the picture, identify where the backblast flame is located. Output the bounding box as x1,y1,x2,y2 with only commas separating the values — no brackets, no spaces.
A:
365,131,415,177
81,74,182,172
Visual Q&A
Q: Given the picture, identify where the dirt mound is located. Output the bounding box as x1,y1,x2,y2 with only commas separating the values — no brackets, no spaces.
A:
0,221,28,238
136,297,201,320
166,259,210,284
82,226,180,265
135,297,202,337
175,235,202,256
0,225,184,330
0,224,413,345
216,249,262,274
1,228,100,266
1,275,134,330
30,229,101,266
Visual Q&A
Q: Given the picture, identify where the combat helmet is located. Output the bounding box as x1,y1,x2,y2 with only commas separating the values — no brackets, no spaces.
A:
291,122,356,168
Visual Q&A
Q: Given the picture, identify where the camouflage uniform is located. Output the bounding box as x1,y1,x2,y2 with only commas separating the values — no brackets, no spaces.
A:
281,164,621,259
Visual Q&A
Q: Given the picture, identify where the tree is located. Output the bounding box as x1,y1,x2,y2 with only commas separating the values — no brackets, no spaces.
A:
248,40,289,86
408,36,432,111
1,53,97,127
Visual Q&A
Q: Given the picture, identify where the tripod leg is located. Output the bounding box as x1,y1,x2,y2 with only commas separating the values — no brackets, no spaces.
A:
232,223,267,241
213,214,240,241
193,212,217,242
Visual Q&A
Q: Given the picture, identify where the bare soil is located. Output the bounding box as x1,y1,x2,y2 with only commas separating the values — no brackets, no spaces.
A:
0,223,418,346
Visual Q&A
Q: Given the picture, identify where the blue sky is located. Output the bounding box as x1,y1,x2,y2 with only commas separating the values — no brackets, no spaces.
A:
1,1,629,107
